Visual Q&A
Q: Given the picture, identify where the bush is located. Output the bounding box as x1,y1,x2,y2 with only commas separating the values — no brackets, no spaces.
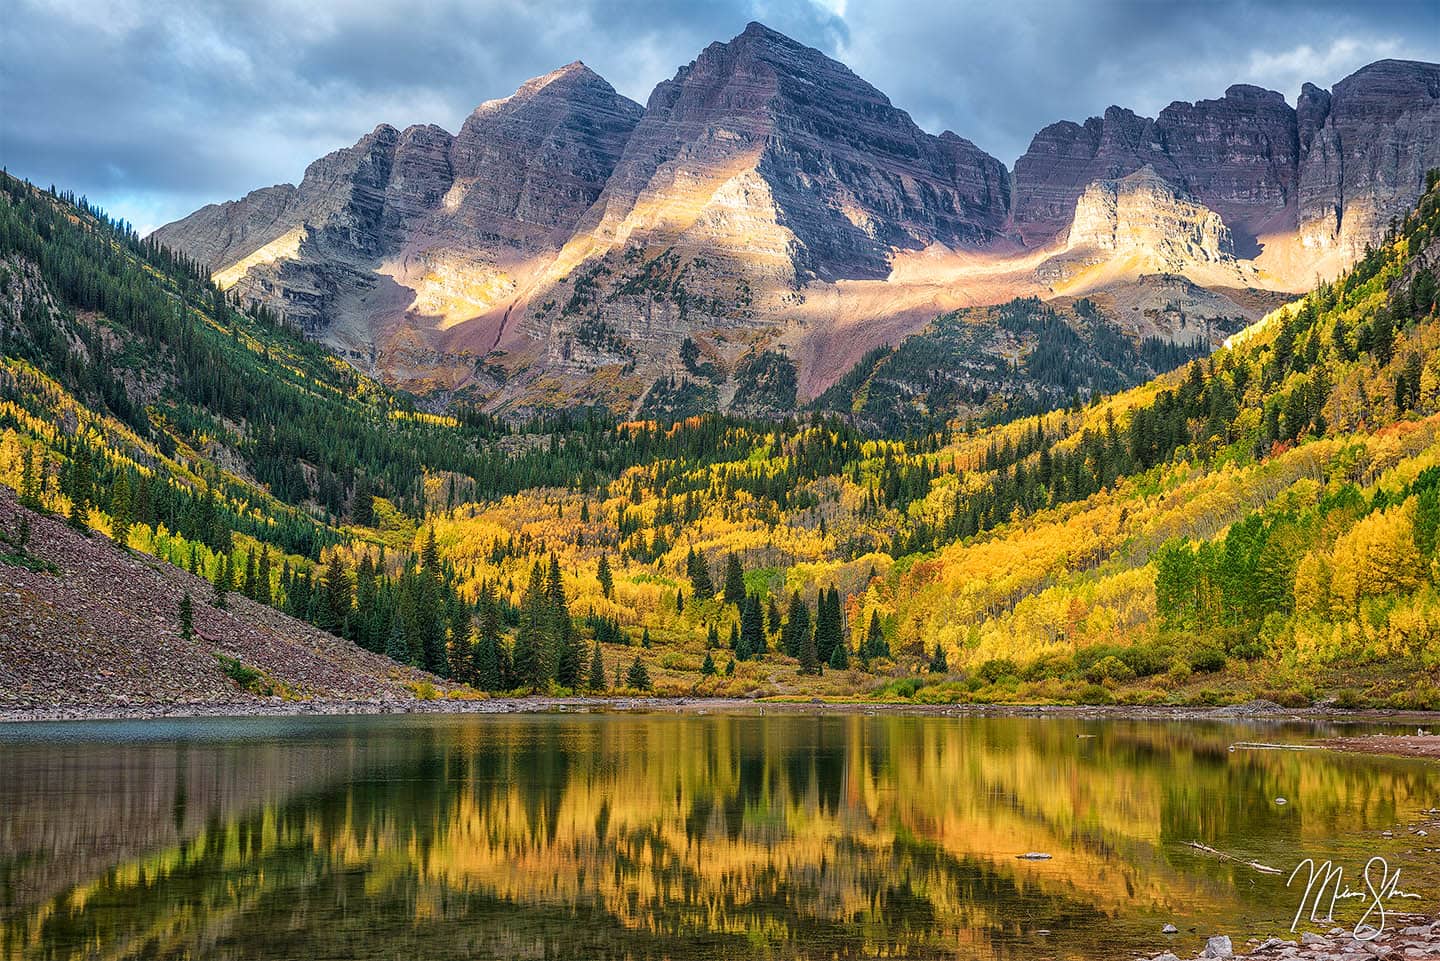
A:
408,680,439,701
875,676,924,699
1077,683,1114,705
976,658,1019,683
1189,647,1227,674
216,655,272,696
1084,655,1136,684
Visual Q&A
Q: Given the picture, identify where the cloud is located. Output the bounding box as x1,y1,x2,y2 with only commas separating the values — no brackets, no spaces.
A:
1,0,1436,233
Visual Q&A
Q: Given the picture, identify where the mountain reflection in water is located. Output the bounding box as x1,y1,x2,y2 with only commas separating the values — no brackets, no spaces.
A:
1,712,1435,960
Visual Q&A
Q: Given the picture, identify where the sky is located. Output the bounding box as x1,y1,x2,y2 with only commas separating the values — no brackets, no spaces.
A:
3,0,1438,235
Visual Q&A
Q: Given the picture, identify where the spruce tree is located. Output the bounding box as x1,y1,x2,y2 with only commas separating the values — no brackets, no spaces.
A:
701,651,716,676
242,549,257,600
256,545,272,607
597,553,614,598
513,562,547,691
385,617,409,664
781,592,810,659
588,638,607,692
320,551,351,635
213,553,232,609
741,593,766,658
448,599,474,683
352,474,375,527
19,447,41,509
723,553,745,606
929,644,949,674
67,445,91,531
827,634,848,671
626,657,652,692
109,472,132,547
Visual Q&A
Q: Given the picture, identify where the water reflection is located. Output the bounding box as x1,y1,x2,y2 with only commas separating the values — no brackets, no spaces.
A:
1,714,1435,960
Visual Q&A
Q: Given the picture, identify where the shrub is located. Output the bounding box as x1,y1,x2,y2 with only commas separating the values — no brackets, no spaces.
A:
1189,647,1227,674
408,680,439,701
216,655,272,696
1077,683,1114,705
1085,656,1136,684
976,658,1019,683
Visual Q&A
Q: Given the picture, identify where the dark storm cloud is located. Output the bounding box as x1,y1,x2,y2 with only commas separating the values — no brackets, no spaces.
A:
1,0,1435,233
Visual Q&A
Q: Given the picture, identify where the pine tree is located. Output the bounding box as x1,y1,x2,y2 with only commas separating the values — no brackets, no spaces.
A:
701,651,716,676
741,593,766,658
352,554,377,647
352,474,375,527
320,551,351,634
256,545,272,607
597,553,614,598
472,584,503,691
675,589,684,613
213,553,232,609
799,620,820,676
626,657,652,691
549,554,581,688
723,553,745,606
178,592,194,642
19,447,41,509
513,562,547,691
781,592,810,659
641,627,652,648
67,445,91,531
242,549,257,600
588,638,607,692
385,616,409,663
448,599,474,683
687,548,715,599
827,634,848,671
724,659,735,677
767,596,781,635
929,644,948,674
109,471,132,547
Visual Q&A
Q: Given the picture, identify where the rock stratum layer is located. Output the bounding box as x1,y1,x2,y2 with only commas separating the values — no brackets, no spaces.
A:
154,25,1440,413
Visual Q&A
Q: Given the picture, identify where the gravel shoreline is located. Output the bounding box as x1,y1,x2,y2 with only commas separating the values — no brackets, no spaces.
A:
1142,916,1440,960
3,696,1440,729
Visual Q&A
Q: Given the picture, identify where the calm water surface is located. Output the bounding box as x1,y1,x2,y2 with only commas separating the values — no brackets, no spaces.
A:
1,712,1436,960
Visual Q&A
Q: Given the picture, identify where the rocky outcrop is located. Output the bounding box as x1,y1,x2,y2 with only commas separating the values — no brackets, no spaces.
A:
1012,86,1299,250
1014,60,1440,261
1298,59,1440,254
1065,166,1234,266
154,64,643,341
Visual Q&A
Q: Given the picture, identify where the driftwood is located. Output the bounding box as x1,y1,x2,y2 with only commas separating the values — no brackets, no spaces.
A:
1185,841,1282,875
1228,742,1323,752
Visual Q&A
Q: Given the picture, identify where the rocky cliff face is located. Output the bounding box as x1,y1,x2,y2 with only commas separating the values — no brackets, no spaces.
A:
1297,60,1440,255
1013,60,1440,260
1065,166,1234,266
1012,86,1299,251
154,64,642,348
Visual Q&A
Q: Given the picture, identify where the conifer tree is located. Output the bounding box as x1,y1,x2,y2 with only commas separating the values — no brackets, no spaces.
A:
799,620,820,676
19,447,41,509
588,638,607,692
213,553,232,609
67,445,91,531
929,644,948,673
256,545,272,607
353,554,378,648
472,584,503,691
242,549,257,600
513,562,547,691
827,634,848,671
597,553,614,598
385,617,409,664
448,599,474,683
626,657,652,691
320,551,351,635
701,651,716,676
781,591,810,659
109,472,132,547
352,474,375,527
723,553,745,606
687,548,715,599
741,593,766,658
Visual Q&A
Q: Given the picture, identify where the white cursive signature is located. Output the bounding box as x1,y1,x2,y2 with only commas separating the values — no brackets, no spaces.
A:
1287,856,1422,940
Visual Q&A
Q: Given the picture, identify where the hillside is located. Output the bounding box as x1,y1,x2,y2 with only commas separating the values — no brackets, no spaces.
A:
151,24,1440,413
3,171,1440,710
0,487,449,709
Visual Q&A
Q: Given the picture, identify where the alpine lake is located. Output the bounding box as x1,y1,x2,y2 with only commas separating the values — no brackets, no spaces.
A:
2,710,1436,960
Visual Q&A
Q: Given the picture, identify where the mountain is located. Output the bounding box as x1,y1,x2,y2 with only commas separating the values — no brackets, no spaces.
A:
153,27,1440,415
155,63,643,385
7,170,1440,709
